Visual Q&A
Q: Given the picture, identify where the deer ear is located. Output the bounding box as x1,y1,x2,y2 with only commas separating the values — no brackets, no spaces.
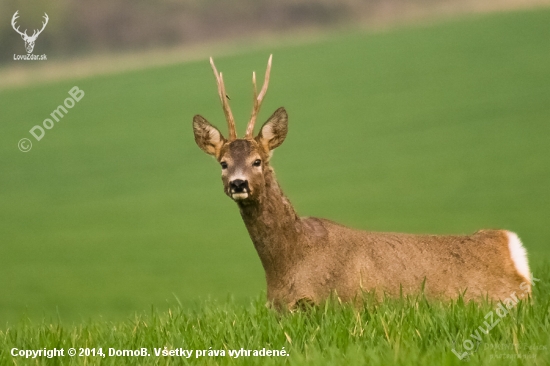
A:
193,115,226,158
256,107,288,151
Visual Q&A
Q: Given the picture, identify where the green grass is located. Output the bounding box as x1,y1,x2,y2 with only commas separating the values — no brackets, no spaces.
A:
1,263,549,365
1,3,549,337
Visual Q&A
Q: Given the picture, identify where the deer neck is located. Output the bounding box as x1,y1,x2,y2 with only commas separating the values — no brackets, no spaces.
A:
237,166,302,279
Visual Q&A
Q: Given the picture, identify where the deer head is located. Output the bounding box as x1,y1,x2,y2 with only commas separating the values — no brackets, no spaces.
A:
193,55,288,203
12,11,49,54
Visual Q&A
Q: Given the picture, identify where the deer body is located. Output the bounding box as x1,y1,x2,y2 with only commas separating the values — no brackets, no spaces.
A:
192,56,531,309
238,157,529,307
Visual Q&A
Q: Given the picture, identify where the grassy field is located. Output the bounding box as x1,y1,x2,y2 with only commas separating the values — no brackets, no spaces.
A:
1,266,549,365
1,7,550,363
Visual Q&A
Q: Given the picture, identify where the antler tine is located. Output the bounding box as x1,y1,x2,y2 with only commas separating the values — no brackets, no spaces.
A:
38,13,49,34
210,57,237,141
245,54,272,139
11,11,28,37
11,11,19,26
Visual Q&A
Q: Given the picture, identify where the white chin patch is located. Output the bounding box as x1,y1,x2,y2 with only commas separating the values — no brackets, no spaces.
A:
231,192,249,200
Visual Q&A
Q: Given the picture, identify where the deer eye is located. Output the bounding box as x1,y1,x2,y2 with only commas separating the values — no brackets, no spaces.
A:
253,159,262,167
220,162,228,169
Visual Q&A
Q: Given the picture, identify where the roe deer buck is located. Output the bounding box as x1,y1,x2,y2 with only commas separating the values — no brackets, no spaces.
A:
192,55,531,309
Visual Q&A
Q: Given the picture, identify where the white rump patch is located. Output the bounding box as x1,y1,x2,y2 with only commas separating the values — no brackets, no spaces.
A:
506,231,531,283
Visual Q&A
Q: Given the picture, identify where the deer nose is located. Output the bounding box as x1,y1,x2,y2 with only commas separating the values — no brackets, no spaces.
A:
230,179,249,193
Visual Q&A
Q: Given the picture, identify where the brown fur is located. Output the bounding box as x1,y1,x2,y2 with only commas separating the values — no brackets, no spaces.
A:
237,161,527,308
192,65,530,309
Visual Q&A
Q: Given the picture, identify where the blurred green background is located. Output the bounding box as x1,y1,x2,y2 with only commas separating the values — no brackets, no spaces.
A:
1,6,549,323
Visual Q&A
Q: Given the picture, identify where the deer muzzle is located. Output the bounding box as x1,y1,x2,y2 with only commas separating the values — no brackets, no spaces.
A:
229,179,249,200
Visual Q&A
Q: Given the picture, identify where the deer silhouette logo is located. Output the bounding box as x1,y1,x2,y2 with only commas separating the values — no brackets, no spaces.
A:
11,11,49,54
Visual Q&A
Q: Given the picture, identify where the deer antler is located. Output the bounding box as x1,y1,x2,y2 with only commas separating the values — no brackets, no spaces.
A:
30,13,49,39
210,57,237,141
245,54,272,139
11,11,28,38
